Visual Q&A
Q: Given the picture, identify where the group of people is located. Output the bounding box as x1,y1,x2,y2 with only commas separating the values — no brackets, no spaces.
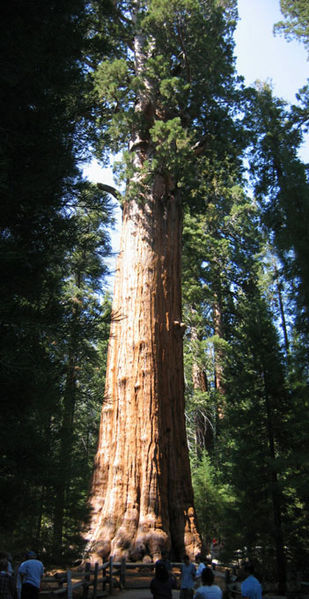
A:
150,552,262,599
0,548,262,599
0,551,44,599
150,552,222,599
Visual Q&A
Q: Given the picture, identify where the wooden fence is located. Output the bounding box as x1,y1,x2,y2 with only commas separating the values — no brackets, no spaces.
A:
40,558,126,599
40,559,309,598
40,560,185,598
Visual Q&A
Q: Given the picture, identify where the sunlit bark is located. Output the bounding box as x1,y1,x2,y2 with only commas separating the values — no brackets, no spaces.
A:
87,178,201,561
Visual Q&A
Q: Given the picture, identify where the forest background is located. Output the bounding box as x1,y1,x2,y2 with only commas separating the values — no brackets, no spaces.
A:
1,0,308,587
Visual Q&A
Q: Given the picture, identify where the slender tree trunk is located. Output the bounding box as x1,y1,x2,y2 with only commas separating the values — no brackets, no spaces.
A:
53,354,76,553
36,486,45,543
213,287,226,428
213,297,224,396
263,373,286,594
86,176,202,561
190,314,212,457
274,264,289,355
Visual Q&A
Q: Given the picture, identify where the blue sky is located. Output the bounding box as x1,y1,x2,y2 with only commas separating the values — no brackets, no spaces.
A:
235,0,308,104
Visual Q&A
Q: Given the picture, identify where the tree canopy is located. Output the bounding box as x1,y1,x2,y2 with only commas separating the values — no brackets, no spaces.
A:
274,0,309,53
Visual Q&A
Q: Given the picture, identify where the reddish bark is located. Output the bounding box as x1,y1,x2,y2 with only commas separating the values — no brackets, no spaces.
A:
86,176,202,561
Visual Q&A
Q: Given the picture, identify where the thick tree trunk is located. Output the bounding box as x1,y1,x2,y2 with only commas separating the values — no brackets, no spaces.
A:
86,177,202,561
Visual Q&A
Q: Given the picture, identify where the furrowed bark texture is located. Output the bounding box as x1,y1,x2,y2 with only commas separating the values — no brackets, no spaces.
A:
87,180,201,561
89,177,201,559
86,0,202,562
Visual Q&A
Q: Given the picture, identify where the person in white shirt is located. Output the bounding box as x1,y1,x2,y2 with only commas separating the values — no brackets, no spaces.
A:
180,555,196,599
241,563,262,599
194,567,222,599
18,552,44,599
195,554,206,588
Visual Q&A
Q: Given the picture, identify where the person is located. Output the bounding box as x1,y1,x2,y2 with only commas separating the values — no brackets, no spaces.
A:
225,567,239,598
194,567,222,599
241,563,262,599
0,558,15,599
180,554,196,599
195,554,206,588
18,552,44,599
156,550,172,573
150,561,177,599
0,554,13,578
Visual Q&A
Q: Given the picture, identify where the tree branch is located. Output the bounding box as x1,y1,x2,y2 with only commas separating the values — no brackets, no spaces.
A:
97,183,122,201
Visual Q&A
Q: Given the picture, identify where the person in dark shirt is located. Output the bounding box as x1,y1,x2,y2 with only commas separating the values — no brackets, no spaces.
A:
156,550,172,573
0,558,15,599
150,562,176,599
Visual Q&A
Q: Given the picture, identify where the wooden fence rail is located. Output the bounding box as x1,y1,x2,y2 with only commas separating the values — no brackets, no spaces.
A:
40,557,126,599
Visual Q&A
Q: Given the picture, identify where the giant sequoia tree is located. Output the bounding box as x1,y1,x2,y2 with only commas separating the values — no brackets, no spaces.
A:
86,0,238,561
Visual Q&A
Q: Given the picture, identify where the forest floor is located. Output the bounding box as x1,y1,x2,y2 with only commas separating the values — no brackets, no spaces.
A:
115,591,180,599
113,570,226,598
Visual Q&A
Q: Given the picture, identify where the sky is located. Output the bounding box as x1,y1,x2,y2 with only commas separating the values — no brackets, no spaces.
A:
235,0,309,162
83,0,309,258
235,0,308,104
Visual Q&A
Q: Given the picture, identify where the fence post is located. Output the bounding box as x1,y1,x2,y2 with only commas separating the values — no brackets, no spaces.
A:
102,562,106,594
120,558,126,589
109,556,113,595
83,562,91,599
67,570,72,599
225,569,230,598
92,563,98,599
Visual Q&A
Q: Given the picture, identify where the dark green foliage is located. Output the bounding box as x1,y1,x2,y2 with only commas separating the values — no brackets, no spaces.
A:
91,0,242,205
48,184,112,558
243,84,309,314
191,452,232,549
182,75,308,585
0,0,113,559
185,142,309,587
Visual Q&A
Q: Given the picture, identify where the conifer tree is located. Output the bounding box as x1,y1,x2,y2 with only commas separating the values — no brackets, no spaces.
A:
245,84,309,313
222,286,288,593
0,0,114,553
51,183,112,557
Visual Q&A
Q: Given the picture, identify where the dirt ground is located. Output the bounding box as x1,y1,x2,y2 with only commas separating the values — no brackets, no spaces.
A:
113,571,226,598
117,591,181,599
